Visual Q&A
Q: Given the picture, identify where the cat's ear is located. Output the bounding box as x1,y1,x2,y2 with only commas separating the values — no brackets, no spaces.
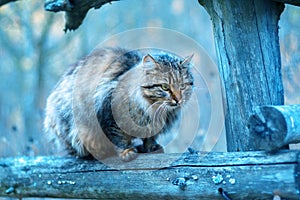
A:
181,54,194,68
143,54,157,67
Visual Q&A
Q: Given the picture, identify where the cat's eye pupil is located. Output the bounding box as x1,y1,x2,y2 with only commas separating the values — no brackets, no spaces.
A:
161,84,169,91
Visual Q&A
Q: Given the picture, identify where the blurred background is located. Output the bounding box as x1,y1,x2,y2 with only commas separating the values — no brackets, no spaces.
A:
0,0,299,157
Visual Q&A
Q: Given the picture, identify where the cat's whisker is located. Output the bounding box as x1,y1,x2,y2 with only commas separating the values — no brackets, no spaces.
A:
45,47,194,162
144,101,163,115
154,103,164,121
151,104,161,128
182,101,194,111
152,102,167,132
192,86,207,92
134,101,163,128
151,104,160,127
180,99,186,105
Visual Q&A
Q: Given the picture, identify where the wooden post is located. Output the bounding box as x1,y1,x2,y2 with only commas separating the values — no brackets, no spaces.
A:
198,0,285,151
0,152,299,199
248,105,300,151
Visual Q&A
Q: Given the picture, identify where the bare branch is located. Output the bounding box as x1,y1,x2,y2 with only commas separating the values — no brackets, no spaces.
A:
44,0,119,32
44,0,73,12
272,0,300,6
0,0,17,7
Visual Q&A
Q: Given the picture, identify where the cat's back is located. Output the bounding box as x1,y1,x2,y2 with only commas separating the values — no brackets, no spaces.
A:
47,48,137,108
67,48,141,81
48,47,142,110
44,47,142,155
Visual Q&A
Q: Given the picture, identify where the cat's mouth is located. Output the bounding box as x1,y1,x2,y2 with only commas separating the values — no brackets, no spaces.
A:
170,102,179,107
169,99,183,107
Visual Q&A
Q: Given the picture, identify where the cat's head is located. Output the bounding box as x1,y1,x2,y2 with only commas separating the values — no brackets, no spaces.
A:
141,53,194,109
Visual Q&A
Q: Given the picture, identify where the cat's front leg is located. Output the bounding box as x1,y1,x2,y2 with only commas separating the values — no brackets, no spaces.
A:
139,137,164,153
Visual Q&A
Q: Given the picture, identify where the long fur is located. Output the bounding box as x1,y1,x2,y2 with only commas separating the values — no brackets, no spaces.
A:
44,47,193,161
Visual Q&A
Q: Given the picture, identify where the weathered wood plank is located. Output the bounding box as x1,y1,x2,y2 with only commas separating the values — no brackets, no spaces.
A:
0,151,299,199
248,105,300,151
198,0,285,152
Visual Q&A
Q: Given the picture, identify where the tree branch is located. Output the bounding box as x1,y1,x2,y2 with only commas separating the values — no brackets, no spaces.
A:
199,0,300,7
44,0,119,32
272,0,300,6
0,0,17,7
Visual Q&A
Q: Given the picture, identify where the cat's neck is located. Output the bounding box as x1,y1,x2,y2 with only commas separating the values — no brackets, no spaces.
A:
125,67,161,114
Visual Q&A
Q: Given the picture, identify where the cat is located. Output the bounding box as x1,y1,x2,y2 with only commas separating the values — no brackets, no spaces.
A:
44,47,194,162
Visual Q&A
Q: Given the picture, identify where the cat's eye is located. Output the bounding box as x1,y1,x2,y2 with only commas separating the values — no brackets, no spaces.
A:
180,84,186,90
180,82,193,90
161,83,170,91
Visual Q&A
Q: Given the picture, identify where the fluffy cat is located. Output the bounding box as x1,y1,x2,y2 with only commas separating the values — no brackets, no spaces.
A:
44,47,194,162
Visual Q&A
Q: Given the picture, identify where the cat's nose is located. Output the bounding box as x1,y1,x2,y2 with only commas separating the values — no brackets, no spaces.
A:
172,91,182,103
171,91,182,106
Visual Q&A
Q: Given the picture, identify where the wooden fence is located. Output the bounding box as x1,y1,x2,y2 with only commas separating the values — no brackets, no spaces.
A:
1,0,300,199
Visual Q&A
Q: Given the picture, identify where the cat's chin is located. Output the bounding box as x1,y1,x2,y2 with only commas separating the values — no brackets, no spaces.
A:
167,103,181,110
168,99,186,108
169,103,179,107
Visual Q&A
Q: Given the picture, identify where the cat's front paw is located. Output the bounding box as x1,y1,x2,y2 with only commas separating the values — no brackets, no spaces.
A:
120,147,138,162
150,144,164,153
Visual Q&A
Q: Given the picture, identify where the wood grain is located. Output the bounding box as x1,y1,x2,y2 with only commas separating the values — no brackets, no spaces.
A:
0,151,299,199
199,0,285,152
248,105,300,151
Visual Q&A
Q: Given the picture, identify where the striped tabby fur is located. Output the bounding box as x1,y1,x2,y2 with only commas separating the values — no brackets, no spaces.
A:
44,47,193,162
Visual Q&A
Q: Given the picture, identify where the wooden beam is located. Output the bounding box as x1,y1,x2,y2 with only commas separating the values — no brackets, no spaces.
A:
0,151,299,199
248,105,300,151
198,0,285,152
